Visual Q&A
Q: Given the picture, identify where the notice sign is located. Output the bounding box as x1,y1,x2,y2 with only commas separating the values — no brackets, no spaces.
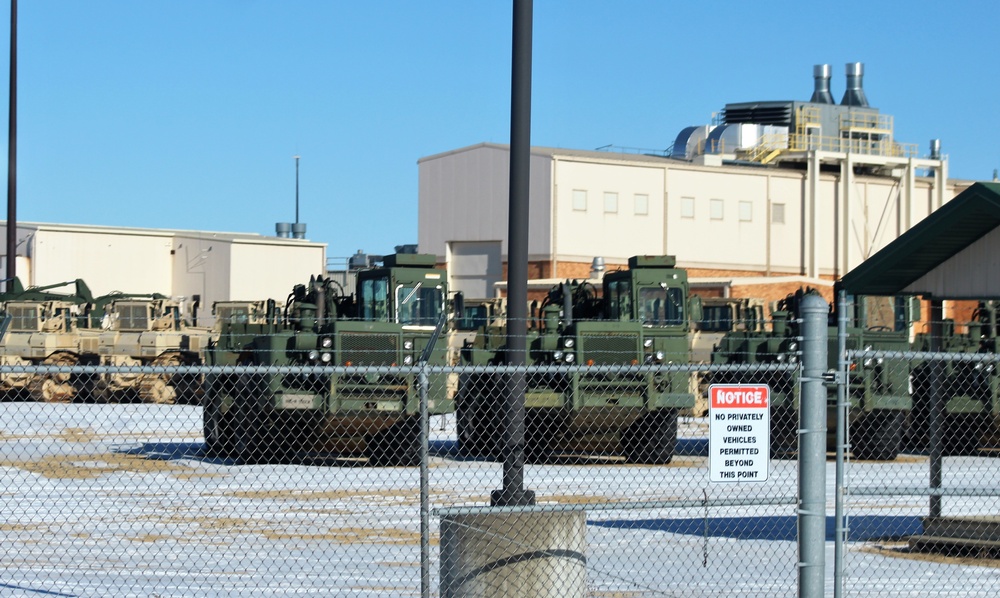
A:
709,384,770,482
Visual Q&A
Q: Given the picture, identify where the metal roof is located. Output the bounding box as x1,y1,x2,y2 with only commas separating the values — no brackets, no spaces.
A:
839,182,1000,298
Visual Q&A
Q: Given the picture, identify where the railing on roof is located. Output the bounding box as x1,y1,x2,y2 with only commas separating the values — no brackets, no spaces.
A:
594,145,674,157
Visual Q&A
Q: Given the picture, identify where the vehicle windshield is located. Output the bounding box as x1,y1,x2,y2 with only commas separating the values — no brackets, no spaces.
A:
852,295,908,332
637,286,685,326
700,305,734,332
114,303,150,331
359,276,390,322
396,283,444,326
8,305,39,332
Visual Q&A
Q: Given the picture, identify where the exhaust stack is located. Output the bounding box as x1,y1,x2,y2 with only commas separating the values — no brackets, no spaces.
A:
810,64,834,104
840,62,869,107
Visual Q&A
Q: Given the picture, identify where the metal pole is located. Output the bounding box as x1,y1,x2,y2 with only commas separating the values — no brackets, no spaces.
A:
798,293,828,598
294,155,300,224
492,0,535,507
928,300,944,518
834,290,848,598
5,0,16,292
419,363,430,598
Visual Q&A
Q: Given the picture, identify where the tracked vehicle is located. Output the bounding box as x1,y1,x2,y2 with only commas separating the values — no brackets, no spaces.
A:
0,279,101,401
203,253,452,464
459,255,700,464
94,295,213,404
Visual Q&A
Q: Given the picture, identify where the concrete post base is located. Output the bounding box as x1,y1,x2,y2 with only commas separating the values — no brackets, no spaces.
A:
440,509,587,597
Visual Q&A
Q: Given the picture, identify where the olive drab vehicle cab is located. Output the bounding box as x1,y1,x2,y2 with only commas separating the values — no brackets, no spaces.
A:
711,287,917,460
203,253,452,465
458,254,699,464
0,279,102,402
909,300,1000,455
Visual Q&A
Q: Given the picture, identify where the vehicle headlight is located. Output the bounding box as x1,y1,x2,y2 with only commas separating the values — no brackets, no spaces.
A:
308,350,320,361
788,355,798,364
403,340,414,350
321,352,332,363
644,339,654,349
655,350,665,362
553,350,564,361
776,354,786,363
564,353,575,363
788,341,798,351
403,355,414,365
321,336,333,348
562,338,574,349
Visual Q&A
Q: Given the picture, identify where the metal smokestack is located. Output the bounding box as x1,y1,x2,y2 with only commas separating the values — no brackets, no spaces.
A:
840,62,869,107
930,139,941,160
810,64,834,104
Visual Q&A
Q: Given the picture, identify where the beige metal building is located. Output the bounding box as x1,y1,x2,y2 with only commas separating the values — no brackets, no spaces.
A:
0,222,326,325
418,63,971,305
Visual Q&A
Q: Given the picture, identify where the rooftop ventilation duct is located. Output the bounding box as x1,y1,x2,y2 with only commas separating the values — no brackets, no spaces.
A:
840,62,869,107
810,64,834,104
275,222,292,238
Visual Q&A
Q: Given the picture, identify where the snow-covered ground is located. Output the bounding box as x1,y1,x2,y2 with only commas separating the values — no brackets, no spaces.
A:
0,404,997,597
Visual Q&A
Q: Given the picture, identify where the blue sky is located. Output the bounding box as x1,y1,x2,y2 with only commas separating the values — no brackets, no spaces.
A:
1,1,997,260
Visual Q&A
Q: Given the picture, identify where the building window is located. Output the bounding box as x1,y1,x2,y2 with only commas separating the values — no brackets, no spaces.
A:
772,202,785,224
739,200,752,222
634,193,649,215
572,189,587,211
681,196,695,219
604,192,618,213
710,198,724,220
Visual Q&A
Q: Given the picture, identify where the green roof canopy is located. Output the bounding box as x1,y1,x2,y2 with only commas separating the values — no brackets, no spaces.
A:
839,182,1000,299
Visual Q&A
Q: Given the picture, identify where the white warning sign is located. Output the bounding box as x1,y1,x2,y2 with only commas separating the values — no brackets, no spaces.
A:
709,384,770,482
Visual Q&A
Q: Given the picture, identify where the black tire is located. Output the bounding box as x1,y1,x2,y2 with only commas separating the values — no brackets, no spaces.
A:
851,411,903,461
622,409,678,465
366,417,421,467
942,414,985,456
524,411,557,463
456,373,500,460
204,374,267,463
769,405,798,459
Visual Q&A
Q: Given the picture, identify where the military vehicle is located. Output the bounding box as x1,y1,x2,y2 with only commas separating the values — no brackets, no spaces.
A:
94,295,213,404
458,255,700,464
909,301,1000,454
711,288,917,460
690,297,766,363
203,253,452,465
0,279,101,401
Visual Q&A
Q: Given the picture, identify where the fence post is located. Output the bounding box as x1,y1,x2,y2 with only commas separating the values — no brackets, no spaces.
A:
419,363,430,598
799,293,828,598
833,289,848,598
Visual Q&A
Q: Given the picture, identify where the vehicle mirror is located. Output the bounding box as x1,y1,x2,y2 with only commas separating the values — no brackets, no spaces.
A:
688,295,703,327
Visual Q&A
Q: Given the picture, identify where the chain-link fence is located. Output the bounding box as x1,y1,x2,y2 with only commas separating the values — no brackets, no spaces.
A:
2,322,1000,596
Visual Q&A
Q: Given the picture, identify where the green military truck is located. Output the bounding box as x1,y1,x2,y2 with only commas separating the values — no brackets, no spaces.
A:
459,255,700,464
203,253,452,465
711,288,917,460
909,301,1000,454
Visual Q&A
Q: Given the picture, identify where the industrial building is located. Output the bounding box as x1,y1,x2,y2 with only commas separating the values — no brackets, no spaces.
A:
0,221,326,325
418,63,970,304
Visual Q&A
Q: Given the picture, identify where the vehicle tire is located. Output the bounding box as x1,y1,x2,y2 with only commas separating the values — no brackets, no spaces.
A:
622,409,678,465
366,417,421,467
456,373,499,460
770,405,798,459
524,411,557,463
851,411,903,461
942,414,985,456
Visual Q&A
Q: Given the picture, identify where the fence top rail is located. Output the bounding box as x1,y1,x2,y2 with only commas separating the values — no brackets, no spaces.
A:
848,349,1000,362
433,495,798,517
2,362,800,375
